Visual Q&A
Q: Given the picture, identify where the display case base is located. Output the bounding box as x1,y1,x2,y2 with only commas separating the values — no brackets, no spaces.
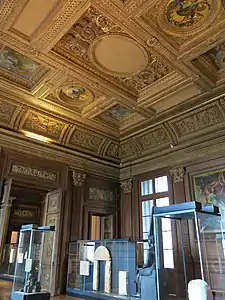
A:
11,291,51,300
67,288,131,300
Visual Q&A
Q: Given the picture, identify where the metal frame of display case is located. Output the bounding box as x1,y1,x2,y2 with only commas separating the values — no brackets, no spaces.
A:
11,224,55,300
153,201,224,300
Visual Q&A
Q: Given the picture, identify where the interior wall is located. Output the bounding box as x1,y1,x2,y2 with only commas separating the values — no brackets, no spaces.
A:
120,151,225,300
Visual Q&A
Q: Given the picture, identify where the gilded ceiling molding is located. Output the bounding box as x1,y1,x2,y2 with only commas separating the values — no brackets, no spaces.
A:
72,171,86,187
32,0,85,52
121,179,133,194
170,167,185,183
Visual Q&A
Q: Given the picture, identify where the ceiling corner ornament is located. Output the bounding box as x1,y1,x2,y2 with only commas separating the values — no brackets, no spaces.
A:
121,179,133,194
156,0,220,36
56,85,94,107
72,171,86,187
170,167,185,183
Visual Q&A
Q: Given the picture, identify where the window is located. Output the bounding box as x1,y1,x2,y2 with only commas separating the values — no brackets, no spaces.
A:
140,175,174,268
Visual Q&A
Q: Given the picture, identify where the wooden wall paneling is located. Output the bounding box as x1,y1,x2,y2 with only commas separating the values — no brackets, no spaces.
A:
43,188,63,296
70,170,86,241
170,167,193,298
120,179,133,239
59,171,73,293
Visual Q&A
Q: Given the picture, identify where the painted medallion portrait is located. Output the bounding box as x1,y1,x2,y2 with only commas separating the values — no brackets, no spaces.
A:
166,0,211,28
0,47,40,79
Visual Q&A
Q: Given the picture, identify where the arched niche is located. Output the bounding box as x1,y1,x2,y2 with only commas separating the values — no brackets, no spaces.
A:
93,245,111,293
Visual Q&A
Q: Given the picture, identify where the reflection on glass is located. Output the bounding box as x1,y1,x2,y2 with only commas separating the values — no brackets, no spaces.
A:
162,232,173,249
141,180,153,196
163,249,174,269
156,197,169,207
142,216,151,232
161,218,172,231
155,176,168,193
142,200,153,217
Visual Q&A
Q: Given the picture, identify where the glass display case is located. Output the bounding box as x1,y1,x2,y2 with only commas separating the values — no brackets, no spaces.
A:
67,239,141,300
153,201,225,300
11,224,55,300
0,243,18,280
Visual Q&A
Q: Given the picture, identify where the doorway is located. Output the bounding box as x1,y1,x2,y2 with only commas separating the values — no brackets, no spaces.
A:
0,181,46,280
90,214,114,240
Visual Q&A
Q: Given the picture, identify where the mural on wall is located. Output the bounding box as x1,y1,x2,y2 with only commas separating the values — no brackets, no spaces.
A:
193,169,225,231
0,47,41,79
166,0,211,28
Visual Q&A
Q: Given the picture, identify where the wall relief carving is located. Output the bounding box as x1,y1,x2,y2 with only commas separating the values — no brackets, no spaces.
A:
0,99,17,125
105,142,119,159
12,209,33,218
137,126,171,152
23,112,65,139
69,129,103,152
89,187,114,202
171,105,223,138
11,164,58,182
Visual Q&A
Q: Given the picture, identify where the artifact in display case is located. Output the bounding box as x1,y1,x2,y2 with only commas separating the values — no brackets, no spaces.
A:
153,201,225,300
67,239,139,300
11,224,55,300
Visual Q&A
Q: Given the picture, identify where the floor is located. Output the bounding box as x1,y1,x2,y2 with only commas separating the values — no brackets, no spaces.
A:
0,280,77,300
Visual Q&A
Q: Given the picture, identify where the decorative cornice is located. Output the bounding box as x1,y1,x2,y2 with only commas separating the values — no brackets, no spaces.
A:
170,167,185,183
72,171,86,187
121,179,132,194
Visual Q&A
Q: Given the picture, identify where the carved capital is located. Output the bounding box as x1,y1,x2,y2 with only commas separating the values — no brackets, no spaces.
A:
72,171,86,187
170,167,185,183
121,179,133,194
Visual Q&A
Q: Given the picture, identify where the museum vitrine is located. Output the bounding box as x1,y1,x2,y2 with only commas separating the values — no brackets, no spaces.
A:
153,201,225,300
67,239,157,300
11,224,55,300
67,239,140,299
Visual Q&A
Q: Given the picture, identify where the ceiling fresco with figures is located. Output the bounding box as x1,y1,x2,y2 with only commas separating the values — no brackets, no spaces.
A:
1,0,225,165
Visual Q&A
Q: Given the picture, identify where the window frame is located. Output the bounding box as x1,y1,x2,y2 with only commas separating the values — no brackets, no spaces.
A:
136,169,175,268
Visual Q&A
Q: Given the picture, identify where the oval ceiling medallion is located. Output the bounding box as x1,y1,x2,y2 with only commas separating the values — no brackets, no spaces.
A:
57,85,94,107
159,0,220,35
89,35,149,76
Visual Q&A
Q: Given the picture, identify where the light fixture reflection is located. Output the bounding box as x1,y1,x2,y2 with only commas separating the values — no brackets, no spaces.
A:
21,130,52,143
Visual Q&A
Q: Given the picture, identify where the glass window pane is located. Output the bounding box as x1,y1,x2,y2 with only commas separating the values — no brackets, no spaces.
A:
143,232,149,240
155,176,168,193
162,231,173,249
142,216,151,233
161,218,172,231
163,249,174,268
141,180,153,196
156,197,169,207
142,200,153,217
144,249,149,264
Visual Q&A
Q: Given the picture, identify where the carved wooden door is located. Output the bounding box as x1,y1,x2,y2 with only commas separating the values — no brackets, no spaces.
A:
101,215,114,240
0,178,12,262
43,188,62,296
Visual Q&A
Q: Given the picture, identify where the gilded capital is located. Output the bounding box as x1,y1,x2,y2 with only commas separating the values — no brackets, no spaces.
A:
72,171,86,187
121,179,133,194
170,167,185,183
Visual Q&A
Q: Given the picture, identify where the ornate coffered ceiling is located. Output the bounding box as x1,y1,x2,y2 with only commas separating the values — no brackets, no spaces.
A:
1,0,225,165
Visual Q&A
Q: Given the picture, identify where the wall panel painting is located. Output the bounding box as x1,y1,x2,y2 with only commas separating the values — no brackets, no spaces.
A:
193,168,225,232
